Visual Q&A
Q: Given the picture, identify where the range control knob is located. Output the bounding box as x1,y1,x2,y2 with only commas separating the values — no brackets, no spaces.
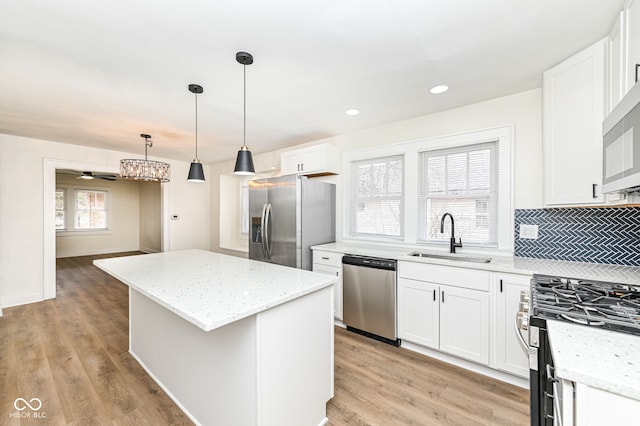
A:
516,312,529,330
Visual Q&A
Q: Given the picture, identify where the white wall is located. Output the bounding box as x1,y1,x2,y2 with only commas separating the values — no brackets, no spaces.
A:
208,88,543,254
55,173,141,258
0,134,210,308
139,181,161,253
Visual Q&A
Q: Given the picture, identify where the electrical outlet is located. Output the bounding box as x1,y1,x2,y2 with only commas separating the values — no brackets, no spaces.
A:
519,224,539,240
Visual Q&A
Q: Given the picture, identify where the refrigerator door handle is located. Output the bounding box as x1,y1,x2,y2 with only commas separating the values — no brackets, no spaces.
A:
264,203,272,259
260,203,268,257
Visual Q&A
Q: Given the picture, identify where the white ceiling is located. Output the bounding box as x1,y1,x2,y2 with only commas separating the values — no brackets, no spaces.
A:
0,0,626,165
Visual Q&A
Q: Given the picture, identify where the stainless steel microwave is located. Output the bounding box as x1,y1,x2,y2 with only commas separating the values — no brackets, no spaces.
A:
603,82,640,193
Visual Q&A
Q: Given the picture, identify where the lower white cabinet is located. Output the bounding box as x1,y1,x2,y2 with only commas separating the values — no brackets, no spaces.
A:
494,273,530,378
439,285,489,365
397,278,439,348
572,382,640,426
398,262,490,366
312,250,343,320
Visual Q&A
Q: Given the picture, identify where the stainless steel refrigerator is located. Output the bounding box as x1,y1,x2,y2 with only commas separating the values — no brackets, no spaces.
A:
248,175,335,270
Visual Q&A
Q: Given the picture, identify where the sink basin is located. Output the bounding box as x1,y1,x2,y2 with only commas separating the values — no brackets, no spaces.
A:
407,251,492,263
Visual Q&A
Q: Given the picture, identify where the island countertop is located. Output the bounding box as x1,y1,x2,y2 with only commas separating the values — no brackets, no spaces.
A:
94,249,337,332
548,320,640,401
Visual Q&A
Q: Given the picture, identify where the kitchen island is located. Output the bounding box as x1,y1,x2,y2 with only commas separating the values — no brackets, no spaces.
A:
94,249,336,426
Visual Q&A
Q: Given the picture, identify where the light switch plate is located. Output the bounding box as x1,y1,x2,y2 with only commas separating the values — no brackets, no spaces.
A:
519,224,539,239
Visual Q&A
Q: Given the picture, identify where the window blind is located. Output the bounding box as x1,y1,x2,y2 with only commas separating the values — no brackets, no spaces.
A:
350,155,404,238
417,141,499,246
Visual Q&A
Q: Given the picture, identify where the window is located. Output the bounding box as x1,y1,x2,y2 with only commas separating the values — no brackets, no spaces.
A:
55,189,66,230
350,155,404,238
75,190,108,230
418,141,499,246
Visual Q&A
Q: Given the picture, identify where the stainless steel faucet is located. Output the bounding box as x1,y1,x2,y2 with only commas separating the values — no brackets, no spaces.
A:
440,212,463,253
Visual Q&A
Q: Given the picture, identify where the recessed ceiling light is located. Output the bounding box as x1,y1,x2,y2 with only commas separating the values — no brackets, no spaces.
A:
430,85,449,94
345,109,360,116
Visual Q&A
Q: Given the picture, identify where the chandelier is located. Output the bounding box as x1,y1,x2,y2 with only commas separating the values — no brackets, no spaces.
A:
120,134,171,182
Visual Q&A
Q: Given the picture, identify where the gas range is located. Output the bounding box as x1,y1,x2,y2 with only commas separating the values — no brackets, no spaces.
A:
524,274,640,425
531,274,640,335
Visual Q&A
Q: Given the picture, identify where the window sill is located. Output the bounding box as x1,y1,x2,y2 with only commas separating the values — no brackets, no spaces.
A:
56,229,113,237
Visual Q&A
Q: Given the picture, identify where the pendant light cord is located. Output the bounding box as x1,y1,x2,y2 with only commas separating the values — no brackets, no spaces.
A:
194,91,199,159
243,64,247,148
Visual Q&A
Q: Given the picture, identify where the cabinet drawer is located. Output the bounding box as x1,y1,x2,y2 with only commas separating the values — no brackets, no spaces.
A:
398,261,489,292
313,250,342,267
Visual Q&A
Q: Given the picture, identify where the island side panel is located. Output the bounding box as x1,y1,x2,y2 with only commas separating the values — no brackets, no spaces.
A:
129,289,258,426
256,285,334,426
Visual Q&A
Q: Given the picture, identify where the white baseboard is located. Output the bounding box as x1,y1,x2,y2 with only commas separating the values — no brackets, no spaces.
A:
56,246,140,258
400,340,529,389
139,246,160,254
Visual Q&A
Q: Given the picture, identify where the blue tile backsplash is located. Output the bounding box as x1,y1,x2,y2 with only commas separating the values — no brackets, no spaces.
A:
514,207,640,266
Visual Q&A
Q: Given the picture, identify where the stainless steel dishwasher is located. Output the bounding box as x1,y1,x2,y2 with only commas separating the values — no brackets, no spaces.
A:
342,255,399,346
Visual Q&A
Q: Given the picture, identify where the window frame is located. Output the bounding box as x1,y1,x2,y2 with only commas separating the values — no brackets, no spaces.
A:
349,154,405,240
55,188,67,231
74,189,109,231
342,125,513,252
56,185,112,236
417,140,499,247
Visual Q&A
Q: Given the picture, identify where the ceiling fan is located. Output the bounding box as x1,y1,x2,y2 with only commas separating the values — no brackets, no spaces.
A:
77,171,117,181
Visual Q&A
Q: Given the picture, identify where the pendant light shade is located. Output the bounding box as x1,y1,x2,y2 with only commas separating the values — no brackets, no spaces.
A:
187,83,205,182
120,134,171,182
187,160,205,181
234,146,255,176
234,51,256,175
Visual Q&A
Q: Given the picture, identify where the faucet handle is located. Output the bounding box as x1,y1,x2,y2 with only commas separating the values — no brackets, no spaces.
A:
454,237,463,248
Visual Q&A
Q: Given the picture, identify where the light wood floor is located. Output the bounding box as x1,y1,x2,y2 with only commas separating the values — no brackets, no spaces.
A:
0,253,528,425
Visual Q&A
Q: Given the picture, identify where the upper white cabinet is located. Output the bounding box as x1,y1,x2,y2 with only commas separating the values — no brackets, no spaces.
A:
607,1,640,114
626,0,640,92
494,273,530,378
543,39,605,205
607,11,626,115
281,143,340,176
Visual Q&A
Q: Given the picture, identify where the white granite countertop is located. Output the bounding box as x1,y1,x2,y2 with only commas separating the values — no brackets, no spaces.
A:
547,320,640,400
94,249,336,332
312,242,640,284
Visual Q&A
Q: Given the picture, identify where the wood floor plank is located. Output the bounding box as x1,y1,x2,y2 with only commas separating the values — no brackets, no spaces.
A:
327,327,529,425
0,252,529,425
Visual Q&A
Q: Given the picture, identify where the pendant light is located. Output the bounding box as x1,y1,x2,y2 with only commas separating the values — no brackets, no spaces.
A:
120,134,171,182
187,84,205,182
234,51,256,175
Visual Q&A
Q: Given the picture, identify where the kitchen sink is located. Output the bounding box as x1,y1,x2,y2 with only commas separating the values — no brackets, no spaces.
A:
407,251,492,263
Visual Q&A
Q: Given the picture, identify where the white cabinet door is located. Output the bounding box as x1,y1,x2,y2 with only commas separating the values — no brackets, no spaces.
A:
574,382,640,426
494,273,530,378
313,263,343,320
626,0,640,92
439,286,489,365
398,278,439,349
543,39,605,205
607,11,626,114
281,143,340,176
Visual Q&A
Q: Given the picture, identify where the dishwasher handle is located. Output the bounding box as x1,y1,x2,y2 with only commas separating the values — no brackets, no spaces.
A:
342,255,396,271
